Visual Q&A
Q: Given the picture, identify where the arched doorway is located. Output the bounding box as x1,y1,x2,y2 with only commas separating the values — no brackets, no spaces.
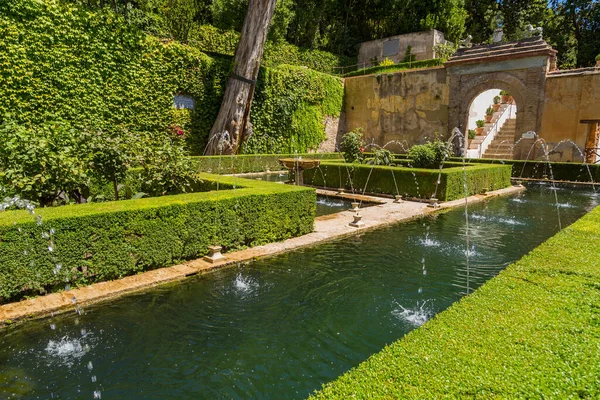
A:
465,89,518,159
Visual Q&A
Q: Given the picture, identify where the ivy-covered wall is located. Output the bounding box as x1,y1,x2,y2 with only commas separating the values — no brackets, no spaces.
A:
0,0,344,155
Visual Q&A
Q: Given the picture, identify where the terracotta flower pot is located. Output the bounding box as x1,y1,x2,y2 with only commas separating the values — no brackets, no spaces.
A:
485,114,493,123
501,95,510,104
476,127,484,135
492,103,500,112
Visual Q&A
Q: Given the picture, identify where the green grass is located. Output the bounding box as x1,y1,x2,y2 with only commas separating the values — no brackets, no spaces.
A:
0,174,315,302
311,206,600,399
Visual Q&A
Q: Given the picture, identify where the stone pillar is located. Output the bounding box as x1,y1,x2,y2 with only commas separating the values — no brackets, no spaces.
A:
584,122,600,163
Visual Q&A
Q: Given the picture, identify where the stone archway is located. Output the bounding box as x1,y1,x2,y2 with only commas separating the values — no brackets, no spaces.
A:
445,37,555,158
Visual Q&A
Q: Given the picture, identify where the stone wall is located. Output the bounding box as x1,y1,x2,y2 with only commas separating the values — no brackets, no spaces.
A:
540,71,600,161
357,30,445,66
344,67,449,153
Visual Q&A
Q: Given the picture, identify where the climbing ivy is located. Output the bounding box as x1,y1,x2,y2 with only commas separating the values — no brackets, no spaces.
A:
0,0,344,155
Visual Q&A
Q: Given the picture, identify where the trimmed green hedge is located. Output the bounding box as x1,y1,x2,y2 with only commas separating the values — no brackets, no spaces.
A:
445,157,600,183
343,59,444,78
303,162,512,201
312,205,600,399
192,153,342,174
0,174,315,302
0,0,344,155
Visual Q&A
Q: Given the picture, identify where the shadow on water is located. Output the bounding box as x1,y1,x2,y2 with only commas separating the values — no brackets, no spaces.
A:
0,183,597,399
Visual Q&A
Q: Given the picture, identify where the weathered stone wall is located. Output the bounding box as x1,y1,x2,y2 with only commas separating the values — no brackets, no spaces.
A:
540,71,600,162
357,30,444,66
344,67,449,153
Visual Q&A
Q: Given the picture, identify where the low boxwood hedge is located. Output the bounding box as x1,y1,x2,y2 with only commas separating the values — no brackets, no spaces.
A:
311,205,600,399
192,153,342,174
0,174,315,302
343,59,444,78
303,162,512,201
447,157,600,182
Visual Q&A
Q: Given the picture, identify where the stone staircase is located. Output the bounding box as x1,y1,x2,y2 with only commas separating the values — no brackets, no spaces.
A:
482,118,516,159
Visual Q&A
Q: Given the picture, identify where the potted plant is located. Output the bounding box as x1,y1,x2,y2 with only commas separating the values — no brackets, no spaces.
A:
468,129,476,140
492,95,501,111
500,90,510,104
596,54,600,67
475,120,485,135
485,106,494,123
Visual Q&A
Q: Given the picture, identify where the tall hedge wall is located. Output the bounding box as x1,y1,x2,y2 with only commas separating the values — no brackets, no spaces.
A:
0,174,315,302
0,0,344,155
312,206,600,399
304,162,512,201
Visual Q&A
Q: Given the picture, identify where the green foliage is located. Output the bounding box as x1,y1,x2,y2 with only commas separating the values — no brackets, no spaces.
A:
162,0,196,42
304,161,512,200
402,45,416,63
343,59,444,78
0,174,316,302
596,54,600,61
476,119,485,128
366,148,394,166
311,206,600,399
0,1,343,157
187,23,355,73
408,139,450,169
499,90,510,96
486,106,494,115
468,129,476,139
379,57,395,66
432,42,457,61
339,128,365,163
407,144,437,169
493,95,501,104
244,65,344,154
0,119,89,206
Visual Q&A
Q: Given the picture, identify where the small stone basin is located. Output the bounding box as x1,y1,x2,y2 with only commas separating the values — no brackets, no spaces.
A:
278,158,321,185
278,158,321,170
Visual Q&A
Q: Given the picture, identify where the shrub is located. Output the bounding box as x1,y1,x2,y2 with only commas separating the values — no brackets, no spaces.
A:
493,95,501,104
500,90,510,96
402,45,415,63
379,57,395,67
476,120,485,128
432,42,456,61
343,59,443,78
468,129,476,139
486,106,494,116
366,148,393,166
0,119,90,206
596,54,600,61
340,128,365,163
408,139,449,169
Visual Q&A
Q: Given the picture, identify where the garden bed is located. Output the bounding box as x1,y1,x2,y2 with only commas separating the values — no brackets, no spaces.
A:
191,153,341,174
0,174,315,303
311,204,600,399
303,162,512,201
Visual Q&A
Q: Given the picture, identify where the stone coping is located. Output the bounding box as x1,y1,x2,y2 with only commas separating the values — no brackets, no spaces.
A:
0,185,525,328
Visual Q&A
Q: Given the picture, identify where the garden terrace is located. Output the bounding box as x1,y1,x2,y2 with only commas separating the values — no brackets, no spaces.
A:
0,174,315,303
311,203,600,399
303,162,512,201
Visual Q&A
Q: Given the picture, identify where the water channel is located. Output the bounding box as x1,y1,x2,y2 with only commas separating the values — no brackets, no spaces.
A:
0,183,597,399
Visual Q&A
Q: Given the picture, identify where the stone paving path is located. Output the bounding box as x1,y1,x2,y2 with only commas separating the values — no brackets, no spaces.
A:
0,185,524,326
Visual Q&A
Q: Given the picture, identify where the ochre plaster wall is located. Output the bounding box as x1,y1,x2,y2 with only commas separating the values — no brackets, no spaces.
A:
343,67,449,153
540,72,600,161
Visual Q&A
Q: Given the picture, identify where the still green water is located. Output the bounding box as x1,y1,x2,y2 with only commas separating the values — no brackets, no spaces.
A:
0,183,597,399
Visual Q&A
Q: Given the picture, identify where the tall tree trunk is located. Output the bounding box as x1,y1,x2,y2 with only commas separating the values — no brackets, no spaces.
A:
204,0,277,155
